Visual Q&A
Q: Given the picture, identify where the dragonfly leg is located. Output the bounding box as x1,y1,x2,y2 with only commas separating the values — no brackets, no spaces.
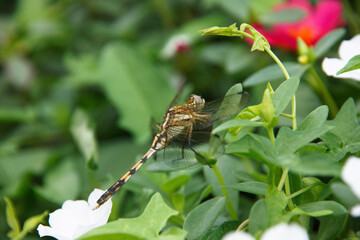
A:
188,146,212,168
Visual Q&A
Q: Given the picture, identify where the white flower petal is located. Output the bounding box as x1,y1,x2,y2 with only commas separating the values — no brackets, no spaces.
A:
261,223,309,240
38,189,112,240
322,57,346,76
222,231,254,240
322,58,360,81
341,156,360,200
350,204,360,217
338,34,360,61
37,224,72,240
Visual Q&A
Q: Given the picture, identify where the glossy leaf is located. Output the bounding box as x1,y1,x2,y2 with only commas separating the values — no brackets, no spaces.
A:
212,119,262,134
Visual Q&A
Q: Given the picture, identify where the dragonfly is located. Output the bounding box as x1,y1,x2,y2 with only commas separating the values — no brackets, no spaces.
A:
92,90,245,210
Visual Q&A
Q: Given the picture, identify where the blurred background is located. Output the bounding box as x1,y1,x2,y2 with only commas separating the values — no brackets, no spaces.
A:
0,0,359,239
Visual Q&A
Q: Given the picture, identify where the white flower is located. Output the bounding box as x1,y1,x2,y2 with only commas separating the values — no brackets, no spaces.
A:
37,189,112,240
222,231,254,240
261,223,309,240
322,34,360,81
350,204,360,217
221,223,308,240
341,156,360,200
161,34,190,59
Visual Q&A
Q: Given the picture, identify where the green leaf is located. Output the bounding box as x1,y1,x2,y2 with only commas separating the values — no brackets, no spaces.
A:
0,148,51,196
314,28,346,57
243,62,308,87
200,220,240,240
34,159,81,205
224,181,268,196
161,175,190,194
298,201,348,240
248,199,267,235
4,197,21,238
298,201,347,216
321,98,360,160
277,152,341,176
331,182,360,208
184,197,227,240
272,77,300,116
70,109,99,169
217,0,250,20
297,105,329,131
212,119,262,134
99,42,174,143
265,184,288,227
275,126,333,156
259,8,305,24
336,54,360,75
21,211,49,238
79,193,182,240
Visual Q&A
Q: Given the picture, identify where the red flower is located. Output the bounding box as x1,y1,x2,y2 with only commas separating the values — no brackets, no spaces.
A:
253,0,345,51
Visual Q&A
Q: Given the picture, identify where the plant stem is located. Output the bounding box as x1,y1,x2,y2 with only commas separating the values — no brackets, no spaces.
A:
267,127,275,145
236,219,249,231
212,164,238,220
284,174,295,210
306,66,339,118
277,168,289,191
288,183,322,199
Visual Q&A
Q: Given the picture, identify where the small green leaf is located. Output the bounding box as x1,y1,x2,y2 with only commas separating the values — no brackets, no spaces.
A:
321,98,360,160
21,211,49,237
336,54,360,75
272,76,300,116
331,182,360,208
224,181,268,196
184,197,227,240
265,185,288,227
70,109,98,169
314,28,346,57
277,152,341,176
243,62,308,87
297,105,329,131
4,197,21,238
200,220,240,240
171,193,185,213
275,126,333,156
79,193,181,240
298,201,347,216
161,175,190,194
249,199,267,235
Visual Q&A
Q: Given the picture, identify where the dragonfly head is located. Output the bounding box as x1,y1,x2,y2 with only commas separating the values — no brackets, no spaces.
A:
187,94,205,110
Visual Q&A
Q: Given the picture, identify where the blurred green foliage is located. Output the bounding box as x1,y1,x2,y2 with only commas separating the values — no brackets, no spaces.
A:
0,0,360,239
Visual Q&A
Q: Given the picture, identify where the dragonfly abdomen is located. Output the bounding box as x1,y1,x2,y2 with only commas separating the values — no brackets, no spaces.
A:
92,148,156,210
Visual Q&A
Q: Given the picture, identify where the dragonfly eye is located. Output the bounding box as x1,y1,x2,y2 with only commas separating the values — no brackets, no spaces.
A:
188,95,205,110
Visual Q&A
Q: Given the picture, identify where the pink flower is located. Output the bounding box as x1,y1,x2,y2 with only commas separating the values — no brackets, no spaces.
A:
253,0,345,51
